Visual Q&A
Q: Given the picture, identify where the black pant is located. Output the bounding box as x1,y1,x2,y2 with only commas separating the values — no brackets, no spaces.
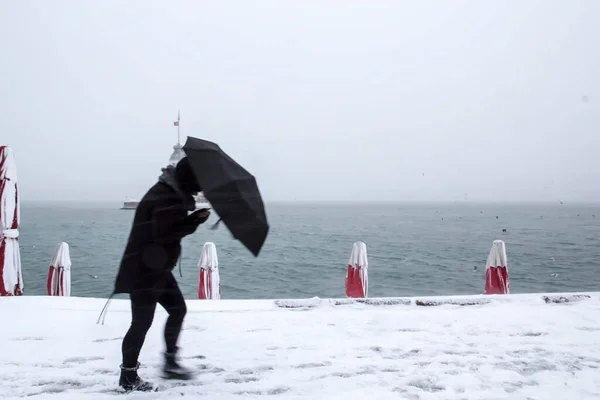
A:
121,274,187,368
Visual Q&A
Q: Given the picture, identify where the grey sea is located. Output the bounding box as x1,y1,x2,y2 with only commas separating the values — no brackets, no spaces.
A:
17,202,600,300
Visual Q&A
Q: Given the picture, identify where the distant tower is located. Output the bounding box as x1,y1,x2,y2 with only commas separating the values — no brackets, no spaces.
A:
169,143,185,167
169,110,185,166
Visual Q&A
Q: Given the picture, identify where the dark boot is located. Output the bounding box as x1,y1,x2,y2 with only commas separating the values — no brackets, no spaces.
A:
119,362,156,392
162,347,194,380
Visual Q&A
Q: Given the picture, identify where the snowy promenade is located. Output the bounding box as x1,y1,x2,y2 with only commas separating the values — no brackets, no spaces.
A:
1,293,599,399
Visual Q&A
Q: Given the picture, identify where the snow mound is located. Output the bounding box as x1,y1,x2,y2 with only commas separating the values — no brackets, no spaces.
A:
415,298,492,307
542,294,592,304
274,297,321,309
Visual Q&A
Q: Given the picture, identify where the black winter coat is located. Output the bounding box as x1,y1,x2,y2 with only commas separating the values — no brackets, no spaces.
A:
113,181,202,294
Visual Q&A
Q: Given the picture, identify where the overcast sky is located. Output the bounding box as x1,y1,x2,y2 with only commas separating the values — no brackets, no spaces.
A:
1,0,599,203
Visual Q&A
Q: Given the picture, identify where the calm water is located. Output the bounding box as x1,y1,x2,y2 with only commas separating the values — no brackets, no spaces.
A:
17,202,600,300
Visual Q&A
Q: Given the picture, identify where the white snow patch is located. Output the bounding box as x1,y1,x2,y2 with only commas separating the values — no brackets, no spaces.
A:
0,293,599,399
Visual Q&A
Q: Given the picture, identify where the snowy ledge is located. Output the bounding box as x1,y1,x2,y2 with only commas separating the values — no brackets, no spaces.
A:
277,292,597,309
1,291,597,312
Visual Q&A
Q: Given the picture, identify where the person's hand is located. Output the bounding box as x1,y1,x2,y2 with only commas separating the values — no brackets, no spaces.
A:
193,208,211,224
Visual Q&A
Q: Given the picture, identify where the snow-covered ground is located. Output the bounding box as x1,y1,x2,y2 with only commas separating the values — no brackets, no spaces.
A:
1,293,600,400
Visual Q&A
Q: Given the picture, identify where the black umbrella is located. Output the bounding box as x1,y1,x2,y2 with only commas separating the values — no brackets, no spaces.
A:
182,136,269,256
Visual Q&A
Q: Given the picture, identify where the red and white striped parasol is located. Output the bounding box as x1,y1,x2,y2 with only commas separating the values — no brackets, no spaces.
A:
198,242,220,300
485,239,509,295
47,242,71,296
0,146,23,296
345,241,368,298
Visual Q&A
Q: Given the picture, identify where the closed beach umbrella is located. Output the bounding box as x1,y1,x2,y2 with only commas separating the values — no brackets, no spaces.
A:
47,242,72,296
345,241,368,298
485,240,509,295
198,242,220,300
0,146,23,296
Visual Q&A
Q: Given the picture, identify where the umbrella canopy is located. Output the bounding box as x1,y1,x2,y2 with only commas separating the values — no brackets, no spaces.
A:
182,136,269,256
345,241,368,298
198,242,220,300
484,239,509,295
0,146,23,296
47,242,72,296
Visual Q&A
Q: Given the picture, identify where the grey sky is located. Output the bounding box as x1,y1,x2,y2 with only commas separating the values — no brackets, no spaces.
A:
1,0,599,203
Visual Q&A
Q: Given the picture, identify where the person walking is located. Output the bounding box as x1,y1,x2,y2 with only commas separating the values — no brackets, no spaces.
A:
112,157,210,392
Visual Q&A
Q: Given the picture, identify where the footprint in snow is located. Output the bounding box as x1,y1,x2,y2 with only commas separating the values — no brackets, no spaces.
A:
63,356,104,364
514,331,547,337
237,366,274,375
10,336,45,341
234,387,289,396
224,376,261,384
183,325,206,332
32,379,83,388
576,326,600,332
292,361,332,369
182,354,206,360
92,337,123,343
25,380,89,397
195,365,225,374
408,377,445,393
92,368,114,375
330,372,354,378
